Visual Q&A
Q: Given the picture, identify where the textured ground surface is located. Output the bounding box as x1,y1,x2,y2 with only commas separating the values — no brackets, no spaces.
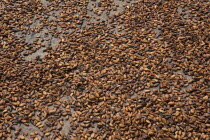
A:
0,0,210,140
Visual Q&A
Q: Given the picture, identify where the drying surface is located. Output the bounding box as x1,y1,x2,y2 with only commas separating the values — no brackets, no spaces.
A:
0,0,210,139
